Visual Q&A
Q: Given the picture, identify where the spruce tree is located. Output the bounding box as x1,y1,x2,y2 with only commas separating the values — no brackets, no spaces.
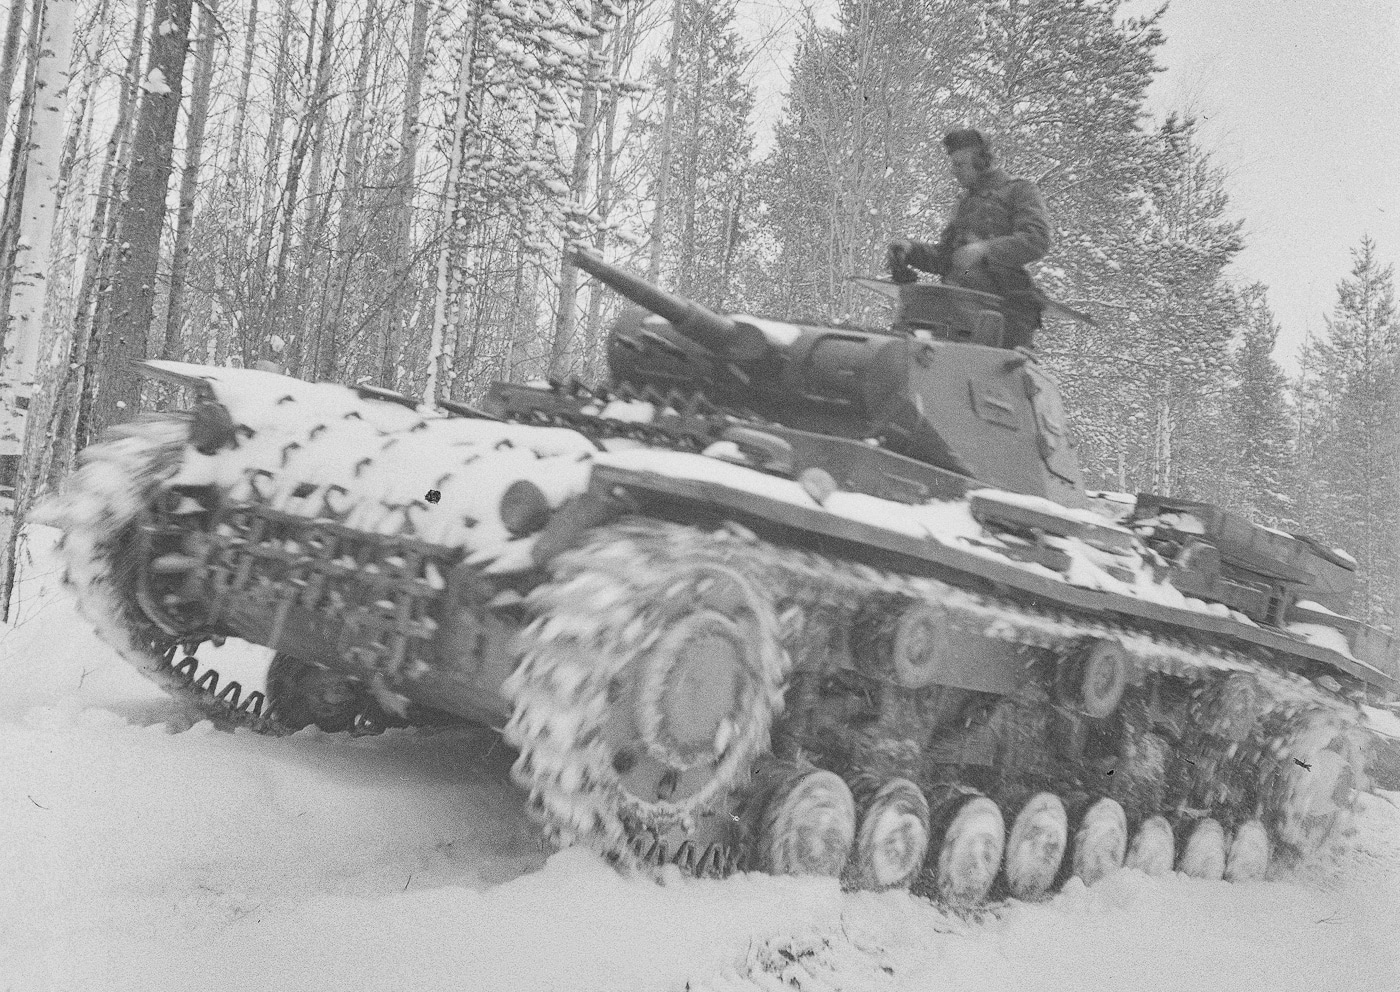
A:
1225,285,1296,525
644,0,755,307
1295,236,1399,624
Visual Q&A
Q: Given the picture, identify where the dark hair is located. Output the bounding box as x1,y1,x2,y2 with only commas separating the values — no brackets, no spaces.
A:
943,128,994,168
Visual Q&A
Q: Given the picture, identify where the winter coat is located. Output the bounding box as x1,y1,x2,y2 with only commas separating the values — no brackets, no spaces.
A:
898,166,1052,348
905,167,1052,299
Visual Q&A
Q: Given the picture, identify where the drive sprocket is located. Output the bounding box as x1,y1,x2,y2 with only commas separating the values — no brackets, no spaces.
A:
504,520,789,860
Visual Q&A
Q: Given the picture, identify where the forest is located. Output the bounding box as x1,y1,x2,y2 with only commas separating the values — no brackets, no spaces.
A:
0,0,1395,626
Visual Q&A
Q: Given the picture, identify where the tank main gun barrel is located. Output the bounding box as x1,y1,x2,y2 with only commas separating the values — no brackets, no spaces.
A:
572,249,761,360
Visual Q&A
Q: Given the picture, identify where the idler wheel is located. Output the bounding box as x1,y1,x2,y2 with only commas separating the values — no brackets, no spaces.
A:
1003,792,1067,901
1225,820,1271,882
847,778,930,891
1125,815,1175,876
758,768,857,877
1273,716,1363,857
932,794,1005,905
266,653,362,732
1072,797,1127,885
1179,818,1227,880
1057,641,1128,718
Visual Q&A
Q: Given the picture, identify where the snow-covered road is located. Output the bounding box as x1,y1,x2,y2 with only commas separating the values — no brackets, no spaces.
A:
2,527,1397,992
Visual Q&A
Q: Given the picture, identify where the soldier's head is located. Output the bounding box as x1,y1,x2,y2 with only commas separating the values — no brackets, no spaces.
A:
943,128,994,189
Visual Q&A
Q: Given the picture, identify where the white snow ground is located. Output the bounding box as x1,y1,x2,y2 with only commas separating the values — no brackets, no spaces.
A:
3,525,1399,992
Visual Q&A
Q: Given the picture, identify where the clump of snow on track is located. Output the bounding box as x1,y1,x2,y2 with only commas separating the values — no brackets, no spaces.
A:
3,523,1399,991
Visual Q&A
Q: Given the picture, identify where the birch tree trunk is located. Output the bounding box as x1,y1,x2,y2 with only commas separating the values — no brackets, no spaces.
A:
425,8,483,404
1,0,76,408
162,0,217,361
548,25,603,379
89,0,192,433
0,0,29,130
0,0,45,374
0,0,77,619
581,0,648,383
377,0,430,389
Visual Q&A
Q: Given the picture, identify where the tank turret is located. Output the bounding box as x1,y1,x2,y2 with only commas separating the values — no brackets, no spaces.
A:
573,248,1087,508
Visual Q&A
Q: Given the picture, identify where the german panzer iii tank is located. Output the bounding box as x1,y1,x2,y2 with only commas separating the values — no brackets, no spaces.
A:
42,250,1400,903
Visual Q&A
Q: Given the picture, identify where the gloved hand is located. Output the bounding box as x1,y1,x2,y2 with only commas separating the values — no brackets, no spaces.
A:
885,239,917,283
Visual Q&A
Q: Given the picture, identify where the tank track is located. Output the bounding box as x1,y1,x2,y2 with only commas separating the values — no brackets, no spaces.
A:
505,516,1365,891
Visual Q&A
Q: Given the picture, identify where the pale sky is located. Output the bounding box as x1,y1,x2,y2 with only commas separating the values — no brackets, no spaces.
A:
739,0,1400,372
1140,0,1400,371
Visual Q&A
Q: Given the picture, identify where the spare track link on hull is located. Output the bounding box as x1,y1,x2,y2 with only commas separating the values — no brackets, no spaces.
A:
505,517,1362,887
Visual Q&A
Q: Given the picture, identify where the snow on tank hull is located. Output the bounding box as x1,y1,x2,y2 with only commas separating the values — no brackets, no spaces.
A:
40,358,1396,900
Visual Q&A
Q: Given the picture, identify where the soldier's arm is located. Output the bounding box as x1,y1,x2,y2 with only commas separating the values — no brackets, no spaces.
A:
982,180,1052,267
905,225,956,276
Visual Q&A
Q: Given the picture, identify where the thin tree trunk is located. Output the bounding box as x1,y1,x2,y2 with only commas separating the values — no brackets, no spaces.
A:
675,4,708,296
0,0,77,620
0,0,29,130
225,0,257,183
582,0,643,382
206,0,257,363
378,0,429,388
287,94,330,378
264,0,331,366
425,4,482,403
162,0,217,361
645,0,684,283
548,26,602,378
90,0,192,433
313,0,376,382
2,0,76,397
71,0,146,452
0,0,46,369
40,40,98,487
244,0,294,364
17,41,92,497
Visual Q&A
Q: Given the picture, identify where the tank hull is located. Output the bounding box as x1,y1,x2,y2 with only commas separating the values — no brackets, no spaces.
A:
41,361,1393,895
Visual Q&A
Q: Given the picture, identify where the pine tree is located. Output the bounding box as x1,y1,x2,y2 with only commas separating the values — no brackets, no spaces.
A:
743,0,980,322
745,0,1167,332
1294,236,1399,624
641,0,754,307
1224,285,1295,525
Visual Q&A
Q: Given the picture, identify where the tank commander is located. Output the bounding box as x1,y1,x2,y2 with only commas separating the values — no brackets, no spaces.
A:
886,128,1052,349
